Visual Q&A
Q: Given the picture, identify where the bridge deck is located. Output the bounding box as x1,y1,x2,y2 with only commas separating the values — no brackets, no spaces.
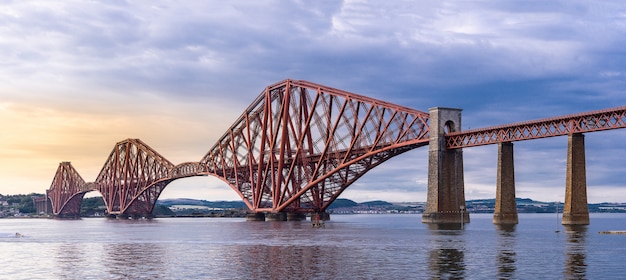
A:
446,106,626,148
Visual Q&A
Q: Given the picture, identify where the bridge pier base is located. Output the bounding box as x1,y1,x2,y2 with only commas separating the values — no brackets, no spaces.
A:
311,212,330,221
246,213,266,221
493,142,518,224
265,212,288,221
311,212,329,228
245,212,316,222
422,107,469,224
287,212,307,221
55,214,81,219
562,133,589,225
422,211,469,224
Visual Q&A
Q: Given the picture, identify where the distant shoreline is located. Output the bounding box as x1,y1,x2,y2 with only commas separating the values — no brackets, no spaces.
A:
3,212,626,220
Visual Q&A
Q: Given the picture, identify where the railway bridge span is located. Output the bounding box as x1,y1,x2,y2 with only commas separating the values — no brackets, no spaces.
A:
45,79,626,225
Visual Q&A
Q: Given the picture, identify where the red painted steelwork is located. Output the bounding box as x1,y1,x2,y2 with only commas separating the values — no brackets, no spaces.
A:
95,138,180,216
47,140,208,217
45,79,626,218
46,80,432,216
446,106,626,149
200,79,431,213
47,162,89,217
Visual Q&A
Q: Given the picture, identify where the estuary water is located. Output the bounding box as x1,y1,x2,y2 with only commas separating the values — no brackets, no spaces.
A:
1,213,625,279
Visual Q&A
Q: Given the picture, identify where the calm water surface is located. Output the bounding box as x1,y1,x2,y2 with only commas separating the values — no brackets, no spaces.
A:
1,213,626,279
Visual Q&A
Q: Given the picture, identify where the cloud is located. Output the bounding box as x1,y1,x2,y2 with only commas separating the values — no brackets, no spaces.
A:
1,1,626,204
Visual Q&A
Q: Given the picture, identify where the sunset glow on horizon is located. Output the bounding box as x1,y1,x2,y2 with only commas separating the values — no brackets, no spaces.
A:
2,1,626,203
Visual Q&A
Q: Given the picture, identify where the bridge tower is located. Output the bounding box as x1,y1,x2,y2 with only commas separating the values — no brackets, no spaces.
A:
47,162,89,218
422,107,468,224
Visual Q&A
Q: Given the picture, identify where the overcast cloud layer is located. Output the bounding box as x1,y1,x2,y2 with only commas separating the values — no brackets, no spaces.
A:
1,1,626,203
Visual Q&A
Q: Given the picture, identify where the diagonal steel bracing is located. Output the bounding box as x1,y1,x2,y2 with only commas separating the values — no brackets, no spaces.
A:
446,106,626,148
45,79,626,218
95,138,178,216
47,162,90,217
46,80,432,216
47,139,208,217
200,79,431,213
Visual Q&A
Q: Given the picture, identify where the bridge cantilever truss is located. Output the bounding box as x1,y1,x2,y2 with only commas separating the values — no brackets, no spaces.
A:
46,79,431,217
45,79,626,218
47,162,90,217
200,80,431,213
96,138,178,216
48,139,208,217
446,106,626,148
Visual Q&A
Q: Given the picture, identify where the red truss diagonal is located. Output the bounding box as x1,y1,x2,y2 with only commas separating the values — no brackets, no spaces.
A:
47,162,89,217
172,162,207,177
95,138,175,216
200,79,430,213
446,106,626,148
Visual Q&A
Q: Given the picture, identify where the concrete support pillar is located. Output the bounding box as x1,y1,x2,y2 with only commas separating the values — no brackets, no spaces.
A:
562,133,590,225
422,107,469,224
493,142,518,224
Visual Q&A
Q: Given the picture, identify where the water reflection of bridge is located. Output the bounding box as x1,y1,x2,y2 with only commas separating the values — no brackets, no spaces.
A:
46,79,626,225
426,222,589,278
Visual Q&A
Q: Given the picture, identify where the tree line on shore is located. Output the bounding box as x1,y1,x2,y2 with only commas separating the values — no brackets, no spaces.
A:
2,193,625,217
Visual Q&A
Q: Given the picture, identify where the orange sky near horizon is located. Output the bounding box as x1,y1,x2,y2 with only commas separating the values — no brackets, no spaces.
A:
2,1,626,203
0,90,244,199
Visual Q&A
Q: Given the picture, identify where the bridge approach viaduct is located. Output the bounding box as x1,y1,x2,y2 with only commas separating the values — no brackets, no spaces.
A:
425,106,626,225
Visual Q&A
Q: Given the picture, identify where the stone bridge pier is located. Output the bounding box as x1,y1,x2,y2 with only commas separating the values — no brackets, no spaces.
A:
563,133,589,225
422,107,469,224
493,142,518,224
492,134,590,225
422,108,591,226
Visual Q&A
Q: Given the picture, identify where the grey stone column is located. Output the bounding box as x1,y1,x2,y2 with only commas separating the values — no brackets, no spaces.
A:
562,133,589,225
422,107,468,224
493,142,518,224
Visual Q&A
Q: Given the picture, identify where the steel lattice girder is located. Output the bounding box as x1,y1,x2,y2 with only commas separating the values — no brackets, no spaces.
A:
200,79,430,212
446,106,626,149
47,140,207,217
95,139,175,216
48,162,88,216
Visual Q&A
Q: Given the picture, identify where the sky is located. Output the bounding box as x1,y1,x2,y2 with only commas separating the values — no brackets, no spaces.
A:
1,1,626,203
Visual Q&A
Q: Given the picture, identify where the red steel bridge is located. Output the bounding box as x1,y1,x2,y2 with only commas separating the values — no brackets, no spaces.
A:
45,79,626,223
47,80,430,218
